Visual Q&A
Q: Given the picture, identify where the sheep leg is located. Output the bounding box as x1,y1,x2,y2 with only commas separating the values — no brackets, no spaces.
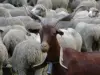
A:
0,70,3,75
19,72,26,75
5,57,12,68
18,69,26,75
13,72,18,75
34,68,43,75
11,68,18,75
84,36,92,52
13,73,18,75
34,65,48,75
0,65,3,75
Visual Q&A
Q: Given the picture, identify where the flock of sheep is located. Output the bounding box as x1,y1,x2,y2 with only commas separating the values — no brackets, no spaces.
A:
0,0,99,75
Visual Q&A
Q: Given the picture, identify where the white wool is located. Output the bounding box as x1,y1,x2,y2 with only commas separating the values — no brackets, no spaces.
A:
57,29,76,50
57,11,68,16
57,28,82,52
29,33,41,43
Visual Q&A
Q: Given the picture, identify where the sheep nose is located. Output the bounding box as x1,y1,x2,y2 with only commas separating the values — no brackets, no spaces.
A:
42,42,47,47
41,42,49,52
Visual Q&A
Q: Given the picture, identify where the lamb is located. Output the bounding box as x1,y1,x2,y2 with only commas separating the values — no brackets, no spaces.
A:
7,6,33,17
69,0,97,12
57,28,82,52
3,25,31,57
75,22,100,52
0,7,11,17
10,38,48,75
0,27,8,75
0,16,42,32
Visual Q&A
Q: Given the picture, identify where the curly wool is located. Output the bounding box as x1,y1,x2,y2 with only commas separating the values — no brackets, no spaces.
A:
75,22,100,52
11,39,47,75
0,7,11,17
0,36,8,75
3,26,30,56
0,3,15,9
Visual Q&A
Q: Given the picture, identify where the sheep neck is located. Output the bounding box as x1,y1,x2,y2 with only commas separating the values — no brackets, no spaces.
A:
47,37,67,75
47,36,60,62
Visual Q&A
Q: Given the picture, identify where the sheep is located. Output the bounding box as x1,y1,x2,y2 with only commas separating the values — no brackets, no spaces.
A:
7,16,34,27
51,0,69,9
70,6,100,28
36,0,52,9
31,5,69,19
0,25,28,39
88,7,99,18
69,0,97,12
0,25,25,39
0,17,24,27
7,6,33,17
75,22,100,52
0,7,11,17
3,25,31,57
31,4,50,17
0,16,42,35
28,0,37,6
30,6,71,29
35,0,69,9
55,8,69,14
31,0,69,17
74,0,100,12
0,3,15,9
31,4,70,18
31,6,71,29
57,28,82,52
16,16,42,31
10,38,48,75
0,28,8,75
4,0,28,7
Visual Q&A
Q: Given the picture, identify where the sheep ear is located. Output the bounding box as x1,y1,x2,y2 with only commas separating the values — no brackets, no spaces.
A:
56,30,64,35
0,30,3,33
28,29,40,34
24,6,43,22
0,27,4,33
